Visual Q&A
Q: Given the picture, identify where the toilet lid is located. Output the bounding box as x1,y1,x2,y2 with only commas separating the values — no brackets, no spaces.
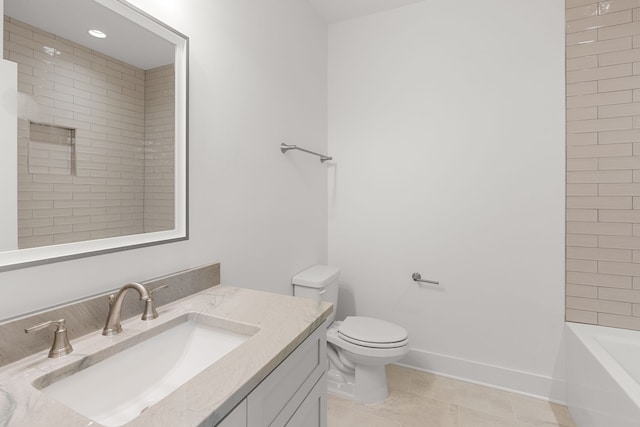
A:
338,316,408,348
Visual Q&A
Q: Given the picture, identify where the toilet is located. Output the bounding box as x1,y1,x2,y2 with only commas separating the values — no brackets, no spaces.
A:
292,265,409,404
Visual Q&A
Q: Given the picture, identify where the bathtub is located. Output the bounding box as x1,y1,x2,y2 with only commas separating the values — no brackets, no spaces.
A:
566,322,640,427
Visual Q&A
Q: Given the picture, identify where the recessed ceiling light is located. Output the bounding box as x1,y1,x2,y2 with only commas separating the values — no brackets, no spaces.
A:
88,29,107,39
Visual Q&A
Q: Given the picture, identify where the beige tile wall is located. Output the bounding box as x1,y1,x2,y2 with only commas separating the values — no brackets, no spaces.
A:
144,64,174,233
566,0,640,330
3,17,175,248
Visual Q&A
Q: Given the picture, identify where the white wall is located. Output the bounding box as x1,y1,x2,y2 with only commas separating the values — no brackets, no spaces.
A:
0,59,17,252
328,0,566,401
0,0,328,320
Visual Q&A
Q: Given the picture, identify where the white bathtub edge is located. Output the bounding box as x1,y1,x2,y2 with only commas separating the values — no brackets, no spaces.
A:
565,321,640,427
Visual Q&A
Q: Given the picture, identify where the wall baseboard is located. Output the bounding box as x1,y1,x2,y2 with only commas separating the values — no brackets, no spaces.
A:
398,348,567,404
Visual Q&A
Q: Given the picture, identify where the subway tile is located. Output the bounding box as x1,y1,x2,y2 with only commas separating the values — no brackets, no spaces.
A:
567,29,598,46
567,170,632,183
599,102,640,117
568,271,632,288
568,81,598,95
567,246,632,261
598,313,640,329
635,304,640,316
599,183,640,195
569,64,632,84
599,74,640,91
567,117,632,133
599,48,640,65
598,129,640,143
599,235,640,249
567,91,632,108
568,158,598,170
568,0,598,7
566,209,598,222
566,221,632,235
568,5,599,21
567,143,632,157
570,36,632,58
567,10,632,34
568,284,599,298
568,106,598,121
566,308,599,324
567,184,599,196
567,296,632,315
599,260,640,275
567,196,632,208
567,233,599,246
599,156,640,169
600,0,640,13
599,21,640,40
567,259,599,272
599,209,640,222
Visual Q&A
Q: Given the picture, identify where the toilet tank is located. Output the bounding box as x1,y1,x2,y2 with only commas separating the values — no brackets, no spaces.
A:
292,265,339,325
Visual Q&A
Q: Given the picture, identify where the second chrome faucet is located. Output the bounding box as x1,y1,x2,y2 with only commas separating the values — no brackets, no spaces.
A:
102,282,167,336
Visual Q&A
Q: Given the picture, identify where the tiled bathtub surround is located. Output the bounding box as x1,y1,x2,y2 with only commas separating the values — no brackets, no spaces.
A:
566,0,640,330
0,263,220,368
3,17,175,249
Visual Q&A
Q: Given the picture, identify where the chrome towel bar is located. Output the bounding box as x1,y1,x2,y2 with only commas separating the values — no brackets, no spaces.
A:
280,143,332,163
412,272,439,285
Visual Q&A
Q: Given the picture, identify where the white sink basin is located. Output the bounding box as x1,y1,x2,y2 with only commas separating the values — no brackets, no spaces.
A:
34,313,258,426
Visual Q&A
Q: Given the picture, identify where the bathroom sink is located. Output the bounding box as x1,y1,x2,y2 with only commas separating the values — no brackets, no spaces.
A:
32,313,258,426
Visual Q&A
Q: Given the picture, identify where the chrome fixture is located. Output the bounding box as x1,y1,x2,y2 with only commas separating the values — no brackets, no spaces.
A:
102,282,156,336
25,319,73,358
412,272,439,285
280,143,332,163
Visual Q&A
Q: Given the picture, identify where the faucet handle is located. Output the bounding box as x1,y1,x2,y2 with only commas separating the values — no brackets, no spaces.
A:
25,319,73,358
142,285,168,320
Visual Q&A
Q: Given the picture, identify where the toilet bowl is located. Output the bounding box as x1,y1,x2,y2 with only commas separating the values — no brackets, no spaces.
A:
291,265,409,404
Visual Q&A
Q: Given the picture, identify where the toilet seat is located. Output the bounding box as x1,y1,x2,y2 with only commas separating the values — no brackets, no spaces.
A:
338,316,408,349
327,321,409,360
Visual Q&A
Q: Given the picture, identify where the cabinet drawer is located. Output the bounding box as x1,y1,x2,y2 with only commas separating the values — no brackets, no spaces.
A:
247,323,326,427
217,399,247,427
285,374,326,427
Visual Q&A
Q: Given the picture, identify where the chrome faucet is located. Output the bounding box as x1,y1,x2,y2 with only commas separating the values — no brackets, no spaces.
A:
102,282,166,336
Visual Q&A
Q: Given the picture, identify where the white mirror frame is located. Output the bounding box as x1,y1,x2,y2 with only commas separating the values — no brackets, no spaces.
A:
0,0,188,271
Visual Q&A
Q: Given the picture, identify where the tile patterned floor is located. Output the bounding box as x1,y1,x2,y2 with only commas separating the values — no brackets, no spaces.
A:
327,365,576,427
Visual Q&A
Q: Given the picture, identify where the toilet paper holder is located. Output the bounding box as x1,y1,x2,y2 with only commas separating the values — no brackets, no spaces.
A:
412,272,439,285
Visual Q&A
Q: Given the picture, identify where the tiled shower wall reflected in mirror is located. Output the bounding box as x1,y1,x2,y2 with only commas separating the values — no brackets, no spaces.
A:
4,16,174,249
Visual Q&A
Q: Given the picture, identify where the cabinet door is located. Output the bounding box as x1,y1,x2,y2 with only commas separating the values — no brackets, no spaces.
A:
285,374,326,427
217,399,247,427
247,323,327,427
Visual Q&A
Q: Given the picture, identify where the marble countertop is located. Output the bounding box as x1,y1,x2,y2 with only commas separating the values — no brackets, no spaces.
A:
0,285,332,426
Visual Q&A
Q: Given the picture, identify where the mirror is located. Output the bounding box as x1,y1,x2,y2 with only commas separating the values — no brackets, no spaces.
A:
0,0,188,271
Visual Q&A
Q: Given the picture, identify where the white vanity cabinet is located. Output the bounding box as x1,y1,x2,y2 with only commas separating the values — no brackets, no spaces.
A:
217,323,327,427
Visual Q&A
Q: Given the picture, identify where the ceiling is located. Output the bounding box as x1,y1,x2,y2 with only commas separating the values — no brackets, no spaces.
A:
307,0,426,23
3,0,424,69
4,0,174,70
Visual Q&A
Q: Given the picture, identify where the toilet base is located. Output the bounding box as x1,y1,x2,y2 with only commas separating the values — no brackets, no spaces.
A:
355,364,389,403
327,367,355,400
326,364,389,404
